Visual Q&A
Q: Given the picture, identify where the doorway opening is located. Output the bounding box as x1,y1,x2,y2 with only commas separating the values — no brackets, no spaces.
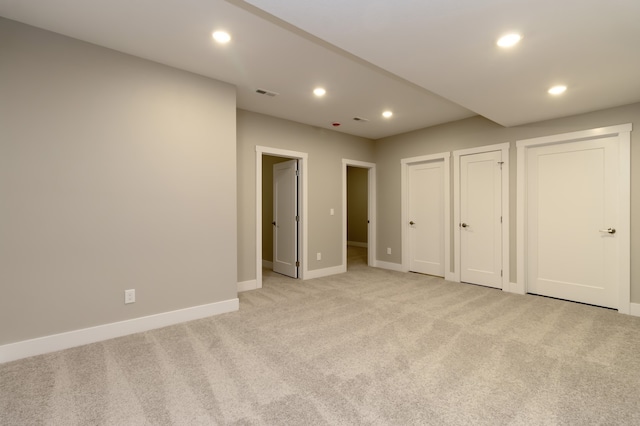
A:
346,166,369,268
342,159,376,270
264,156,298,278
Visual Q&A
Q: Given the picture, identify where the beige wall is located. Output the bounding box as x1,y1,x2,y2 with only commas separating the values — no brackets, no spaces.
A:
0,19,238,345
347,167,368,244
375,102,640,302
237,110,375,282
3,18,638,349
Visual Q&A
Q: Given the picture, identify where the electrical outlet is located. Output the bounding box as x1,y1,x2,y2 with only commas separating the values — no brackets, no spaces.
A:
124,289,135,304
387,247,392,255
330,208,334,216
317,252,322,261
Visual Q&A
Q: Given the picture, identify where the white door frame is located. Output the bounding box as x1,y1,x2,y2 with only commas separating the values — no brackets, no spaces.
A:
256,146,308,289
342,159,376,269
401,152,451,280
516,124,631,313
453,143,510,288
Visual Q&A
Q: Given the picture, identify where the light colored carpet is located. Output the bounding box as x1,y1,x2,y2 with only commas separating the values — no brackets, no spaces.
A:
2,247,640,425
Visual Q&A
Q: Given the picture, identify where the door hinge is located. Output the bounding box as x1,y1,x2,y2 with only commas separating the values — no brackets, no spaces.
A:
498,161,504,170
295,215,299,222
500,216,503,223
500,270,503,277
295,261,300,267
295,170,299,176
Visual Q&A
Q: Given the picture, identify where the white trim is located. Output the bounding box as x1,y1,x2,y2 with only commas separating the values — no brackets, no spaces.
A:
444,272,456,282
453,143,510,288
453,142,510,157
401,152,451,277
256,146,308,289
517,138,526,299
504,281,525,295
630,303,640,317
618,128,631,314
0,298,239,364
347,241,368,248
375,261,405,273
516,124,631,313
342,159,377,270
515,124,632,148
305,265,346,280
238,280,258,293
262,260,273,269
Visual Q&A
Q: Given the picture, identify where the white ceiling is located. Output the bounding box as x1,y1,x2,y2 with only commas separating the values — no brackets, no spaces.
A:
1,0,639,139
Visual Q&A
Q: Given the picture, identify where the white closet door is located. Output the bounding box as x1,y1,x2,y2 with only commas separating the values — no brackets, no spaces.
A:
527,137,618,308
460,151,503,288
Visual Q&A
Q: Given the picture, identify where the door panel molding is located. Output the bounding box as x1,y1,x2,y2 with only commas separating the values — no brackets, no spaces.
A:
453,143,509,287
256,146,308,289
516,124,631,313
401,152,451,279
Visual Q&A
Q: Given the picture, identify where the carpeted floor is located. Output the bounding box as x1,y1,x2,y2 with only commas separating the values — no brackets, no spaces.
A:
1,247,640,425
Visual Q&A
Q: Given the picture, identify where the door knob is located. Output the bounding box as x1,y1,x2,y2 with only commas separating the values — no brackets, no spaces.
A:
460,223,469,228
272,221,276,226
599,228,616,234
409,221,415,225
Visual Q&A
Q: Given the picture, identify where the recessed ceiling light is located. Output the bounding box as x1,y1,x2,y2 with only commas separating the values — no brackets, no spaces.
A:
212,31,231,44
382,110,393,118
497,33,522,48
548,85,567,95
313,88,326,97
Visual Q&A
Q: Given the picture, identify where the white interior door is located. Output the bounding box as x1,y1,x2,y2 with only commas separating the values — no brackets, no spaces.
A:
526,137,618,308
460,151,502,288
408,161,444,277
273,160,298,278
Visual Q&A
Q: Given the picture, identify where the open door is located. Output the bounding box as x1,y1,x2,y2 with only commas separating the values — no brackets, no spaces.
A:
273,159,299,278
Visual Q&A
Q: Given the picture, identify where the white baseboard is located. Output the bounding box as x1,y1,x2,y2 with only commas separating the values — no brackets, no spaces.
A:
0,298,239,364
630,303,640,317
305,265,346,280
375,261,404,272
347,241,368,248
444,272,456,282
238,279,258,293
262,260,273,269
503,281,525,295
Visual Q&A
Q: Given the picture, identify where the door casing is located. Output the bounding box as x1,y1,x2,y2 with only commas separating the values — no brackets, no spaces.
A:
256,146,308,289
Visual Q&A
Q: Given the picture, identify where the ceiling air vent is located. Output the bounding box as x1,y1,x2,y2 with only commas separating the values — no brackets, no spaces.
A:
255,88,279,97
353,117,369,122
